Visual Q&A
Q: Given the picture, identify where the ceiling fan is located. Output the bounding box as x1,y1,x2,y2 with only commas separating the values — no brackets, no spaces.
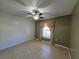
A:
27,9,44,20
14,0,44,20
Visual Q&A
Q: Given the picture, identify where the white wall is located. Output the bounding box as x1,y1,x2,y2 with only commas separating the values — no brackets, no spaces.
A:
0,12,35,50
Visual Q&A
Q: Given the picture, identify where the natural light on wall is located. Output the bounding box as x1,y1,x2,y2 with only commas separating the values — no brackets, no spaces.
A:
42,23,51,39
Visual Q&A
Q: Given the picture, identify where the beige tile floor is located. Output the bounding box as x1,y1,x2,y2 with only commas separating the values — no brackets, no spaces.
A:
0,40,70,59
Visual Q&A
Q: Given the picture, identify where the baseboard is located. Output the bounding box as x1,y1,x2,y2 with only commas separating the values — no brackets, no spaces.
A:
55,44,69,49
68,49,72,59
55,44,71,59
0,39,33,51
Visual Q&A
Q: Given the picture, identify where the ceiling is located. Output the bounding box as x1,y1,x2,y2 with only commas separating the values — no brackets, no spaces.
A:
0,0,78,19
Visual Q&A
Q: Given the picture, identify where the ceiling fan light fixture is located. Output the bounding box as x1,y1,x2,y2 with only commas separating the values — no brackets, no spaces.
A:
33,15,39,20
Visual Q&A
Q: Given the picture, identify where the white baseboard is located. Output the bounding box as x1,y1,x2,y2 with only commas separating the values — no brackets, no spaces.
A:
0,39,33,51
68,49,72,59
55,44,71,59
55,44,69,49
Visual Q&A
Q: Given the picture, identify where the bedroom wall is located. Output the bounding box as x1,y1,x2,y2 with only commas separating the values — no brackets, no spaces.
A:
70,0,79,59
54,16,71,47
0,12,35,50
35,15,71,47
35,21,41,39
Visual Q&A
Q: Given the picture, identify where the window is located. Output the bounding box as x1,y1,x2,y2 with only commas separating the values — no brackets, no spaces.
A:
42,23,51,39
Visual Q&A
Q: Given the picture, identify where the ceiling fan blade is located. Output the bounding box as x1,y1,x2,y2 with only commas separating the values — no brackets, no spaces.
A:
15,0,26,6
39,13,43,16
27,13,33,15
39,17,44,18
